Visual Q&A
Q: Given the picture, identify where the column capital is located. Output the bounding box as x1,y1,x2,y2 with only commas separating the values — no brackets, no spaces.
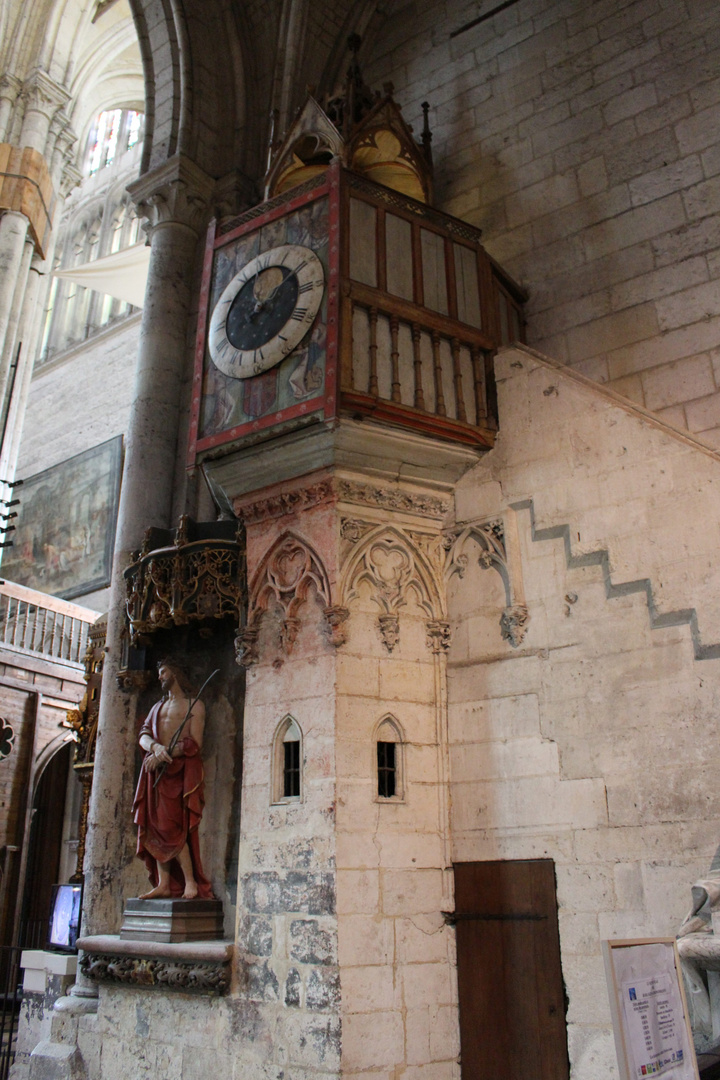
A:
0,74,22,104
20,69,71,119
127,154,216,236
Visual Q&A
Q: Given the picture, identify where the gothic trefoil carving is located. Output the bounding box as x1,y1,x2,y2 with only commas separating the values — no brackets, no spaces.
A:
341,524,444,654
241,531,339,665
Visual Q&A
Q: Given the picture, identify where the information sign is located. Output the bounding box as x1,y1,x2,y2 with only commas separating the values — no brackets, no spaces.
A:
603,938,699,1080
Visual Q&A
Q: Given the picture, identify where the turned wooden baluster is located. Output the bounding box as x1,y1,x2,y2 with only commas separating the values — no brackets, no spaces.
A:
390,315,401,402
472,345,486,422
432,331,446,416
368,306,378,396
412,323,425,410
451,337,466,422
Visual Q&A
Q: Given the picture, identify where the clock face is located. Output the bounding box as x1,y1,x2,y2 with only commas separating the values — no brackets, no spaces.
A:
208,244,325,379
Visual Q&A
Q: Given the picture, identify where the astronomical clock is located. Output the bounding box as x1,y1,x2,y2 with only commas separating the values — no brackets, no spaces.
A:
187,38,526,467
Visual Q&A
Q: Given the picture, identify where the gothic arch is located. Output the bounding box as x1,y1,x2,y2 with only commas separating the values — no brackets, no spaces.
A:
341,523,443,619
237,531,333,663
128,0,253,181
340,524,444,654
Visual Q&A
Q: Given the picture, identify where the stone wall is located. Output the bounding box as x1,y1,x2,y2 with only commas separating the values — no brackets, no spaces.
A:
365,0,720,444
448,343,720,1078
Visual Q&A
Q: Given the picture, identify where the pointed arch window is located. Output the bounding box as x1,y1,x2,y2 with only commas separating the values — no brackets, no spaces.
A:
273,716,303,803
375,715,405,802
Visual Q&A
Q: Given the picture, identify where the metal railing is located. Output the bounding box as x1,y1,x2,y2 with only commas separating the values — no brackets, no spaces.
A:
0,581,98,666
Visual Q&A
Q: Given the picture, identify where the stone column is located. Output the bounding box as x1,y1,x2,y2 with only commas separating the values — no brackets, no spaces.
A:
70,156,214,983
0,255,46,483
0,212,31,364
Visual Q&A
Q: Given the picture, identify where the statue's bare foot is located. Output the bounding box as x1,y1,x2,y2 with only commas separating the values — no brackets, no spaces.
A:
182,882,198,900
139,885,172,900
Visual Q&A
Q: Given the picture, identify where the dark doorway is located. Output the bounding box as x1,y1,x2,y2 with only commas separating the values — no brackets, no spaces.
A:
19,743,73,948
454,859,569,1080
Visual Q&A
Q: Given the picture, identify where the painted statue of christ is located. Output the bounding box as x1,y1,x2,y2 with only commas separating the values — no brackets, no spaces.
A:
132,660,213,900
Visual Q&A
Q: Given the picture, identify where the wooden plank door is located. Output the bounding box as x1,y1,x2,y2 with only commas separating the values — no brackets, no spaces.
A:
454,859,569,1080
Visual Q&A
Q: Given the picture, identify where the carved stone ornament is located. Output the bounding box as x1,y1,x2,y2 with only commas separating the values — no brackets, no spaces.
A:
115,670,155,693
337,480,450,520
234,626,259,669
500,604,530,648
235,480,334,524
323,605,350,647
241,531,333,665
426,619,452,653
123,516,246,648
378,613,400,652
342,525,443,654
80,952,229,995
127,155,215,236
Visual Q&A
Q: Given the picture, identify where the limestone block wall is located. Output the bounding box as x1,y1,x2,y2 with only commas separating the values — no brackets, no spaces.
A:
365,0,720,443
448,344,720,1079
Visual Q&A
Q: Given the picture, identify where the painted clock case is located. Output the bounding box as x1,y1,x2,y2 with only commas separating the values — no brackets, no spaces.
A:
188,161,525,465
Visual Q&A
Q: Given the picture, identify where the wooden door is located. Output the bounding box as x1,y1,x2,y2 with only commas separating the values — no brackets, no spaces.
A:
454,859,569,1080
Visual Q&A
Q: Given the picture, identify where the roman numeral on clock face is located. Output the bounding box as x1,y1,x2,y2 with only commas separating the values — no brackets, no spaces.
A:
290,307,308,321
298,281,315,294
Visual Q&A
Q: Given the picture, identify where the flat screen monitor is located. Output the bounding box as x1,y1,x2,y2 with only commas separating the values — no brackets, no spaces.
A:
46,884,82,952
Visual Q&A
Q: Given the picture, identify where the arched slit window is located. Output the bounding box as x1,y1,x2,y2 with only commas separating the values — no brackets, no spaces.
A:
273,716,302,803
375,715,404,802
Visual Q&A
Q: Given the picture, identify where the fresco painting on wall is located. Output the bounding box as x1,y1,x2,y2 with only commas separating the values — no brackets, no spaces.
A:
2,436,123,599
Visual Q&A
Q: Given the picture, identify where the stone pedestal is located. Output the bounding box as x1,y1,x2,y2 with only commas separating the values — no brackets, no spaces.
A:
120,898,224,943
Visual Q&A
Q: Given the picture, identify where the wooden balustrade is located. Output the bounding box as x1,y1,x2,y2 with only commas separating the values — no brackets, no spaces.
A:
339,173,526,448
0,580,98,666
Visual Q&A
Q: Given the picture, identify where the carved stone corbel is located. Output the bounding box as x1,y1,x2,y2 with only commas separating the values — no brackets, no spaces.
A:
378,614,400,653
323,605,349,647
234,626,259,668
426,619,451,653
500,604,529,648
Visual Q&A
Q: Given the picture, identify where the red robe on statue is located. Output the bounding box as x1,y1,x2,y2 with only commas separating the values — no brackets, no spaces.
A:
132,701,214,898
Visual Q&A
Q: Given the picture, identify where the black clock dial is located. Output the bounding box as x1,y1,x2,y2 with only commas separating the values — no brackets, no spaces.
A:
208,244,324,379
226,269,299,351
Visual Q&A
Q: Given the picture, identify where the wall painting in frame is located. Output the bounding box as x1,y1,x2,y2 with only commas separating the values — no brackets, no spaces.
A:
2,436,123,600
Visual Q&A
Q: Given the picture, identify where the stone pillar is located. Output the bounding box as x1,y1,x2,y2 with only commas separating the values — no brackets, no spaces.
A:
72,155,214,971
0,75,22,143
0,255,46,483
0,212,31,364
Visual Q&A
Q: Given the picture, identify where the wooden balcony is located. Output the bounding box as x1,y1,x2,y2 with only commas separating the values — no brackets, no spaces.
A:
0,580,98,666
338,171,526,448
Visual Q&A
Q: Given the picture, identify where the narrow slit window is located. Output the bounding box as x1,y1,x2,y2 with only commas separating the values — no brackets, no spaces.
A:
273,716,302,803
284,739,300,798
377,741,397,798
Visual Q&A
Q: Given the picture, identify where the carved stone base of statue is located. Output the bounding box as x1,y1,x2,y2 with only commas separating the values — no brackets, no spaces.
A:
120,898,224,943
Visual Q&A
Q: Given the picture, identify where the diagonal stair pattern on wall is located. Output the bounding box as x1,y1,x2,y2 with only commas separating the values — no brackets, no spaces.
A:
512,497,720,663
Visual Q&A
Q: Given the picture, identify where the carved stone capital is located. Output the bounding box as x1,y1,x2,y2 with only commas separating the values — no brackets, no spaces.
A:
426,619,451,653
0,75,22,105
127,154,215,236
500,604,529,648
20,69,71,117
323,605,349,647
